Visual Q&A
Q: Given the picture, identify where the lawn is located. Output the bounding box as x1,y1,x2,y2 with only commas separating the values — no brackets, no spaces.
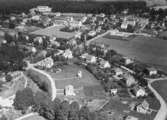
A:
31,25,76,39
48,64,101,89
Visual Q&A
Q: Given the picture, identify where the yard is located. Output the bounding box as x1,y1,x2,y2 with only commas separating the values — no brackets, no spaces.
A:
48,64,101,89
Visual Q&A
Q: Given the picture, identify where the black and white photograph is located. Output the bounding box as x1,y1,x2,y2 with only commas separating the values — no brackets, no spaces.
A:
0,0,167,120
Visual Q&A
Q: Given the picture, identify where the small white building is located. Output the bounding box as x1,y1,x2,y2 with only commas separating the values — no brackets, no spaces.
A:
64,85,75,96
146,67,158,76
77,71,82,78
136,100,150,114
125,116,138,120
123,57,134,65
100,59,111,68
63,49,73,59
88,30,96,37
81,53,96,63
110,89,118,96
133,86,147,98
36,6,52,13
114,68,123,76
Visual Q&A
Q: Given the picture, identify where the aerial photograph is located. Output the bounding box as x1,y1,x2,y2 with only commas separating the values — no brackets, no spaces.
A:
0,0,167,120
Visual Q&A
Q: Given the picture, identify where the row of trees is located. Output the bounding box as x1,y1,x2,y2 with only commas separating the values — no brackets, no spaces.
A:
13,88,103,120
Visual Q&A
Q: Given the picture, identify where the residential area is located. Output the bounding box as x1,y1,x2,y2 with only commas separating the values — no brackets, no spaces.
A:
0,4,167,120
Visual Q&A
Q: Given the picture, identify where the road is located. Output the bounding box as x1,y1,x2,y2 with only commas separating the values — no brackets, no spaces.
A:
15,113,38,120
26,61,57,101
146,77,167,120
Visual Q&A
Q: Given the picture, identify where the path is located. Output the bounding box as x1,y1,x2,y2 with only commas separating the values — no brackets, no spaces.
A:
15,113,38,120
146,78,167,120
26,61,57,101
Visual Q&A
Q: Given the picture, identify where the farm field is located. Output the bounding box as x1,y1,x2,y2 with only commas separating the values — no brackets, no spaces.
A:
152,80,167,103
91,35,167,73
48,64,102,89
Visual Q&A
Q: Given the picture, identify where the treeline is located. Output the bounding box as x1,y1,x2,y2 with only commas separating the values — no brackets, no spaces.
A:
0,0,146,15
13,88,100,120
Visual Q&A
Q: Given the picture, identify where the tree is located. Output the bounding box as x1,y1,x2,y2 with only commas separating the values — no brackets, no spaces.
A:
33,91,55,120
60,100,70,119
0,115,7,120
5,74,12,82
13,88,34,111
68,102,80,120
79,106,90,120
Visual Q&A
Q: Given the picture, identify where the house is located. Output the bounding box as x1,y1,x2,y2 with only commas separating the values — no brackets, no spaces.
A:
123,57,134,65
99,59,111,68
145,67,158,76
81,53,96,63
110,89,118,96
125,115,138,120
31,15,41,21
63,49,73,59
64,85,75,96
88,30,96,37
132,86,147,98
114,68,124,76
33,36,43,44
136,100,150,114
36,6,52,13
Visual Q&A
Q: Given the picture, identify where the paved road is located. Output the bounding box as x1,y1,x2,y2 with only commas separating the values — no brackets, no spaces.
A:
26,61,57,101
147,78,167,120
15,113,38,120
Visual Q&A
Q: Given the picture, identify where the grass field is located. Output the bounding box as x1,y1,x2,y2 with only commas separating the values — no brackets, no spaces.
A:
31,25,76,39
91,35,167,73
48,64,101,89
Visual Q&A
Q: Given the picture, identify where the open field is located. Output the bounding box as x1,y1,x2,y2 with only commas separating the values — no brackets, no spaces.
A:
48,64,102,89
31,25,76,39
91,35,167,73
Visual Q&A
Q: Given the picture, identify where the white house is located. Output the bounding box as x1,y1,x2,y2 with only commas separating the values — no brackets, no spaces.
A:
88,30,96,37
133,86,147,98
64,85,75,96
36,6,52,13
110,89,118,96
63,49,73,59
123,57,134,65
136,100,150,114
100,59,111,68
146,67,158,76
81,53,96,63
114,68,124,76
125,116,138,120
